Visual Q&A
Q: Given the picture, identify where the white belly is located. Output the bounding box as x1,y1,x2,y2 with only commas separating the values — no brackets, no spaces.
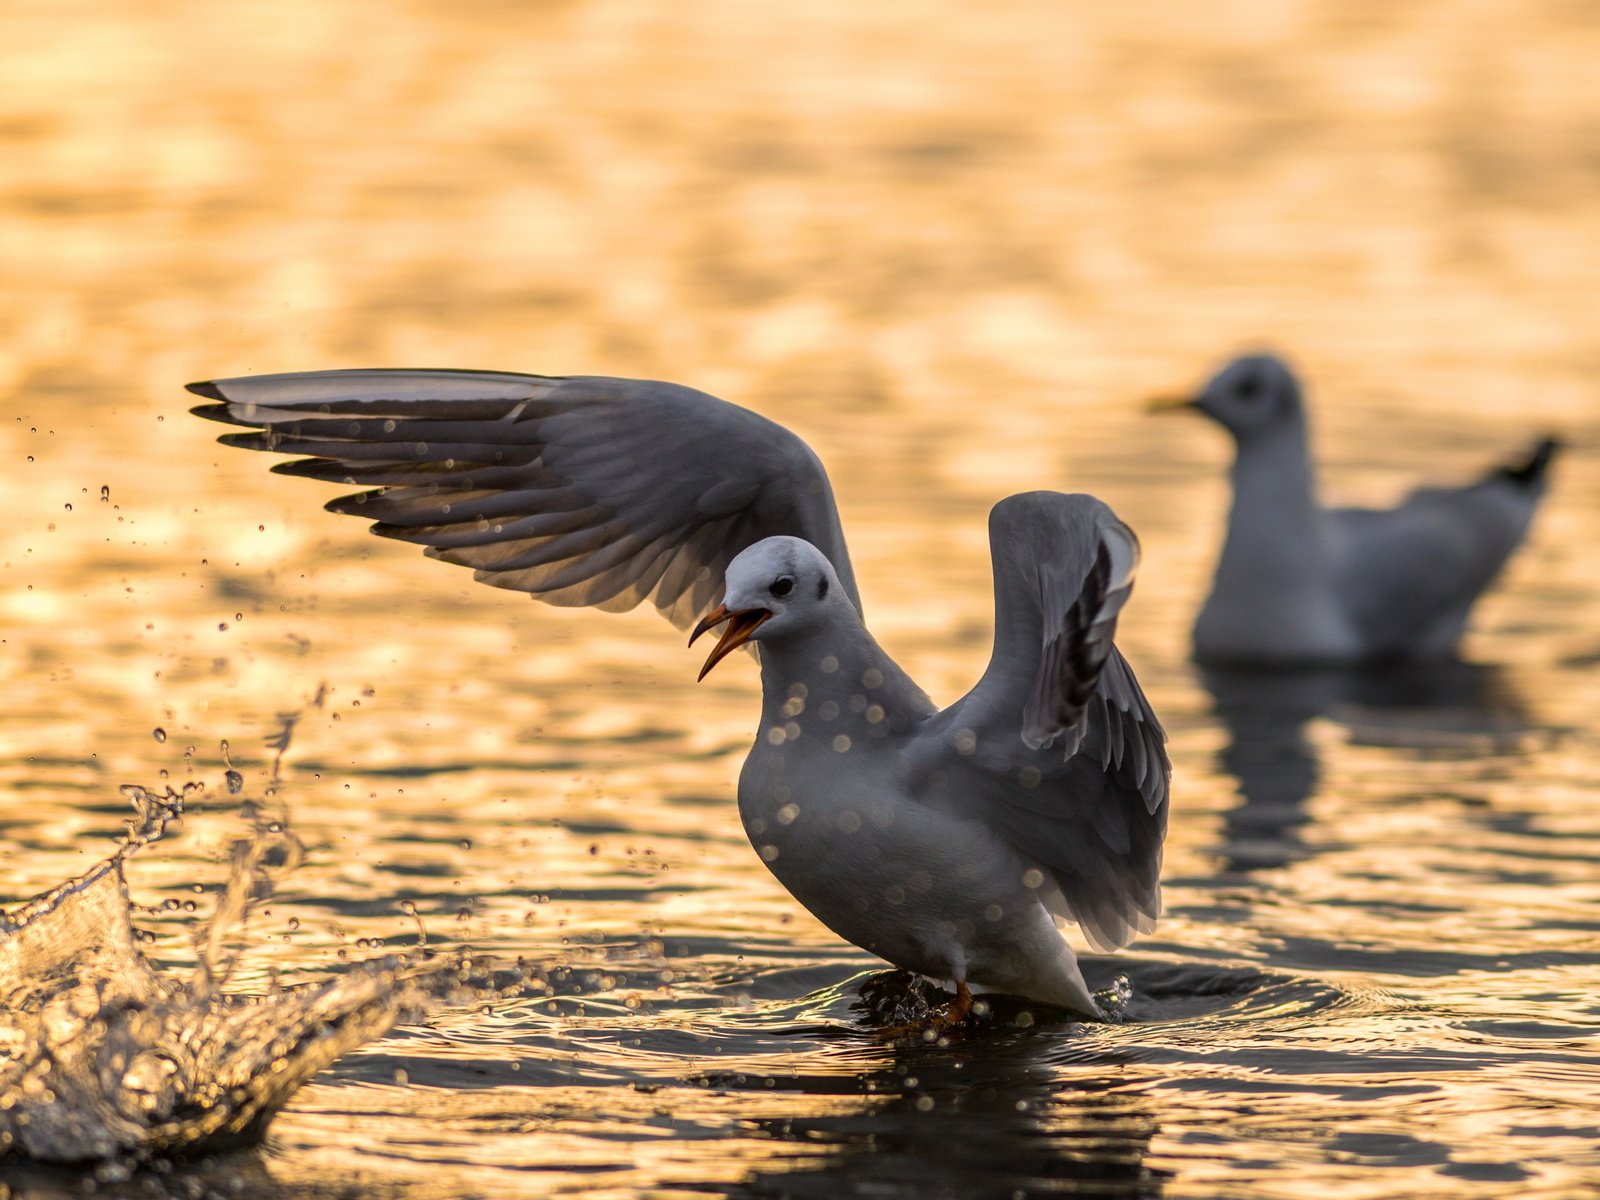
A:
738,742,1099,1014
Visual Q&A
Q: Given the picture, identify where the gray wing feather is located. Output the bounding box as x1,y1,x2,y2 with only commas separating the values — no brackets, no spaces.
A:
912,492,1169,952
1331,468,1544,657
190,369,860,630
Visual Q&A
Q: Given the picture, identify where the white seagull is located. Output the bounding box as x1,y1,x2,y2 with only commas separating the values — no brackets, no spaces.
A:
192,369,1169,1029
1154,353,1559,666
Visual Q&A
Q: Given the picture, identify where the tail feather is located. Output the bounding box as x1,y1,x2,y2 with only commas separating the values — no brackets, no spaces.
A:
1494,436,1562,489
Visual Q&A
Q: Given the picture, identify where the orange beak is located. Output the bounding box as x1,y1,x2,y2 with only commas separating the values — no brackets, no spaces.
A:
689,604,772,681
1146,393,1198,414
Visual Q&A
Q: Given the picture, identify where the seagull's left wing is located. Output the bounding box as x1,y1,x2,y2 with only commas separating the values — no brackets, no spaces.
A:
909,492,1169,952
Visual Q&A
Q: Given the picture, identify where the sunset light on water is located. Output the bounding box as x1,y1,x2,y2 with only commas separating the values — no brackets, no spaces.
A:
1,1,1598,1196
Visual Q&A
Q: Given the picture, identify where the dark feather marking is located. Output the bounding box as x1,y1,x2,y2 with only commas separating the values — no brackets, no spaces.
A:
1495,436,1562,489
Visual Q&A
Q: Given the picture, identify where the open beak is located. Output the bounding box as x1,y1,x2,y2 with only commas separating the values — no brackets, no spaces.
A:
1146,393,1199,414
689,604,772,681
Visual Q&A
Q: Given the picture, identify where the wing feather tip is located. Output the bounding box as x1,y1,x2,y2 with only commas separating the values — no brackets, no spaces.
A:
190,401,242,426
216,431,270,450
1496,435,1563,489
323,488,378,511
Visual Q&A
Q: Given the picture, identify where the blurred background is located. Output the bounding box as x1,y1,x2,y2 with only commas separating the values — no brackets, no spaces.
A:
1,1,1598,1197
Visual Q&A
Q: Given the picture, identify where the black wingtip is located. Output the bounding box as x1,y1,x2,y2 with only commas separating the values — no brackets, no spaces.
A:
185,380,226,400
1497,436,1563,489
190,402,238,425
326,491,383,516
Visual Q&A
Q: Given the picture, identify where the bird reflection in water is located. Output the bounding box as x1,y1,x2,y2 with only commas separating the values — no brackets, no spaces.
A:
729,1039,1162,1199
1201,660,1533,875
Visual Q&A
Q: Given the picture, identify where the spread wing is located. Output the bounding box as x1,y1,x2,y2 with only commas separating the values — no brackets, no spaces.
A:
190,369,860,630
910,492,1169,952
1330,439,1557,658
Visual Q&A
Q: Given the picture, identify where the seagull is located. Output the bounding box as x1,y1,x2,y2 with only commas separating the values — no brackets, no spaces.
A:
1153,353,1560,666
191,369,1169,1028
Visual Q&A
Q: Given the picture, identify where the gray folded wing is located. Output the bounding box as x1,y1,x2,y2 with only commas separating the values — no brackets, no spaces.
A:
1330,454,1549,658
910,492,1169,952
190,369,860,630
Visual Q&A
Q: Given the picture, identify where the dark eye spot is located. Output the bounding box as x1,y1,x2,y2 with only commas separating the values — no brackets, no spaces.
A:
770,576,795,598
816,575,829,600
1236,374,1262,401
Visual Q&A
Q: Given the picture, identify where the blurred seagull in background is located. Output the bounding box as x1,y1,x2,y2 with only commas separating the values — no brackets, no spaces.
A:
192,370,1168,1033
1152,353,1560,666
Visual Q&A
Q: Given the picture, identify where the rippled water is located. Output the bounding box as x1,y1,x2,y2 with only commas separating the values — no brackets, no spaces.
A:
0,775,511,1173
2,0,1599,1195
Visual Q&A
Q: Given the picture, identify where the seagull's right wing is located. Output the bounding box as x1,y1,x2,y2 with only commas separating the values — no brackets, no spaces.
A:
190,369,860,630
910,492,1169,952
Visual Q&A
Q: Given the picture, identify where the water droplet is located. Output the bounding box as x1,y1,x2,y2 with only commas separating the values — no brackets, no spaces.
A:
100,485,109,502
225,769,244,794
63,503,72,512
152,728,167,743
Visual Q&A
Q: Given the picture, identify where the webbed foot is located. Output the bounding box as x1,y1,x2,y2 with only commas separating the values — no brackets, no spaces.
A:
876,979,976,1044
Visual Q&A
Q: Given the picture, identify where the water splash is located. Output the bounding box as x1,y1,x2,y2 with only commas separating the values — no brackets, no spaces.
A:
850,968,1131,1039
0,770,515,1166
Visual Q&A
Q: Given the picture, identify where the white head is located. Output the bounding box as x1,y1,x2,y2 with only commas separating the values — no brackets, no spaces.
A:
1154,353,1305,443
689,536,846,679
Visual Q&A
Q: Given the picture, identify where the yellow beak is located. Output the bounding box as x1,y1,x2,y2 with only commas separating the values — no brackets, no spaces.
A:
689,604,772,680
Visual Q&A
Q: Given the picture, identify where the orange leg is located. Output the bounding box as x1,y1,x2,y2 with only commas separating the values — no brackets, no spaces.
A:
877,979,976,1043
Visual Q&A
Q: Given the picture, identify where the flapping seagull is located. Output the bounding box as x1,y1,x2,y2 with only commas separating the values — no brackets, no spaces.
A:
193,369,1169,1028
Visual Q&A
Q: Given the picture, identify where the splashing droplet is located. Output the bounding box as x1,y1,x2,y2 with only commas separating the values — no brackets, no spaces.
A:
0,781,526,1163
224,769,244,795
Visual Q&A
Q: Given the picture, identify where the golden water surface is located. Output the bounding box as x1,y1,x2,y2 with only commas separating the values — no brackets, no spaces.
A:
2,0,1599,1196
